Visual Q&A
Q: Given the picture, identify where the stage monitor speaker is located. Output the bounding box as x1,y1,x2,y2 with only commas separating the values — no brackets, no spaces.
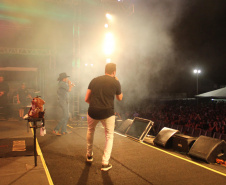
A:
153,127,180,148
115,119,133,134
188,135,226,163
115,119,123,129
125,117,154,141
172,134,196,153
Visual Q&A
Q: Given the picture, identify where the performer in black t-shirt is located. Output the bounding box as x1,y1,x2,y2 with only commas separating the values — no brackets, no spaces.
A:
17,83,32,120
85,63,123,171
0,75,9,119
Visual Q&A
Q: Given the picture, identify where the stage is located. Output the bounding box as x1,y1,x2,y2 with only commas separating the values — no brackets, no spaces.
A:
37,121,226,185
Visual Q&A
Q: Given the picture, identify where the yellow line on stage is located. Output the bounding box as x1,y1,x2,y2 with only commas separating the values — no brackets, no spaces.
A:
67,125,73,128
67,124,88,129
30,123,54,185
135,138,226,177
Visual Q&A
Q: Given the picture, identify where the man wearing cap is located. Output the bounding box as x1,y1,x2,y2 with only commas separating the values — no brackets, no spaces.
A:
53,72,74,135
85,63,123,171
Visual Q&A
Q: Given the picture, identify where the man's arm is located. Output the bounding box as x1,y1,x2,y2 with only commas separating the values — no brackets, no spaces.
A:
115,76,123,101
68,84,73,92
116,93,123,101
17,94,20,104
85,89,91,104
67,80,74,92
0,91,4,96
28,94,33,100
0,83,9,96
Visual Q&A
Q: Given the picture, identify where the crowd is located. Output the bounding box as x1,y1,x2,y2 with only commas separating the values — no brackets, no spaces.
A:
118,99,226,135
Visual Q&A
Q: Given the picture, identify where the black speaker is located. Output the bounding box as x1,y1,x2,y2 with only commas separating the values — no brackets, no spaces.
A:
153,127,180,148
172,134,196,153
115,119,133,134
125,117,153,141
115,119,123,129
188,135,226,163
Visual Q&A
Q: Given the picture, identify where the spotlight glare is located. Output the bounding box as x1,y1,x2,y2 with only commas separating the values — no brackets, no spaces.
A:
105,24,108,28
103,32,115,55
106,58,111,63
194,69,201,74
106,13,112,20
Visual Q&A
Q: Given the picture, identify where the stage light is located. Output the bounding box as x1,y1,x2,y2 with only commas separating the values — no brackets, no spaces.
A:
105,24,108,28
106,58,111,63
106,13,112,20
90,64,94,67
193,69,201,94
103,32,115,55
194,69,201,74
85,64,88,67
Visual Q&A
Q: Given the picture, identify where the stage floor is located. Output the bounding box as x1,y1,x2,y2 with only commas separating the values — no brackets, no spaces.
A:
36,121,226,185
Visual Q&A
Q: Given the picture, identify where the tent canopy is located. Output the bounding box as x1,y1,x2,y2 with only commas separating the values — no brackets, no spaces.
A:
196,87,226,98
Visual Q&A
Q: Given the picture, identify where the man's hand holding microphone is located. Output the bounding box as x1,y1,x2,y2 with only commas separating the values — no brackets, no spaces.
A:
68,80,75,87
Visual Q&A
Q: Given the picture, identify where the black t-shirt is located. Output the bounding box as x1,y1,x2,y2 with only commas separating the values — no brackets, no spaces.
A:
0,81,9,103
17,88,29,103
88,75,121,120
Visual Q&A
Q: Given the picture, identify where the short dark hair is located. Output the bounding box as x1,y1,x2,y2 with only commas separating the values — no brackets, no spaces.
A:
105,63,116,74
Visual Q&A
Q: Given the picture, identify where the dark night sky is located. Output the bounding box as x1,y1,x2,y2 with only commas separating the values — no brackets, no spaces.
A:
171,0,226,81
127,0,226,95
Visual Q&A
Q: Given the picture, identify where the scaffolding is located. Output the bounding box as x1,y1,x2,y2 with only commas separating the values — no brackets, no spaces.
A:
0,47,56,100
0,0,134,119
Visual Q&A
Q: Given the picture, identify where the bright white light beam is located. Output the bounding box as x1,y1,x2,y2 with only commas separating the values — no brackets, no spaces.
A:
106,13,113,20
106,58,111,63
194,69,201,74
103,32,115,55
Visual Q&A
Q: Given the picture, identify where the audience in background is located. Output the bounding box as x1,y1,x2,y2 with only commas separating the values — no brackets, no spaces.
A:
119,100,226,135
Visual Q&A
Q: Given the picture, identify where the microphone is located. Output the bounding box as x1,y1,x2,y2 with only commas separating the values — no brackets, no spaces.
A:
68,80,75,87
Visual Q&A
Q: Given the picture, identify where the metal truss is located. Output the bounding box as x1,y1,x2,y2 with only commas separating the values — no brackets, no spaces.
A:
43,0,134,15
0,47,55,56
100,0,134,15
44,0,79,5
